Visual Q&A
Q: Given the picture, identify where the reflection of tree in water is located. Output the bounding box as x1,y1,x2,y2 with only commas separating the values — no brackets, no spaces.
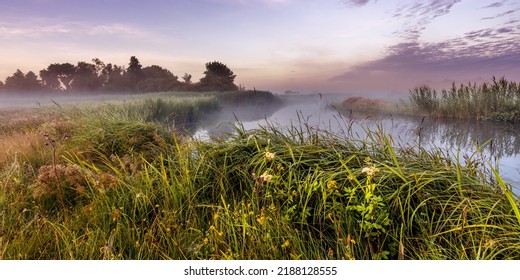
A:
412,117,520,158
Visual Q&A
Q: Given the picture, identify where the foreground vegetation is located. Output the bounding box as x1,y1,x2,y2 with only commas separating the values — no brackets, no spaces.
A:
410,77,520,122
1,92,520,260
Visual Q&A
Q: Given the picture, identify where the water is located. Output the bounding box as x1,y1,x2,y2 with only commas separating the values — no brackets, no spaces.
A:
195,94,520,192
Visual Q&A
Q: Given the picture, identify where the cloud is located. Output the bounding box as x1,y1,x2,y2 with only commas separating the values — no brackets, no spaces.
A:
482,1,506,9
0,20,147,39
482,8,519,20
331,23,520,89
0,24,72,38
342,0,372,7
392,0,461,40
87,24,146,37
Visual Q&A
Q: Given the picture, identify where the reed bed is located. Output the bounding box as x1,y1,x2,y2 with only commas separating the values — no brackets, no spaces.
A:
409,77,520,122
1,95,519,260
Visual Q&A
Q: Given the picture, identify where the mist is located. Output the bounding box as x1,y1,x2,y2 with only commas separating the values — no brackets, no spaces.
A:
0,91,154,110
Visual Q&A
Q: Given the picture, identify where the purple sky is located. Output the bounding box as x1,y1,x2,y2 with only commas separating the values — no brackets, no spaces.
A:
1,0,519,93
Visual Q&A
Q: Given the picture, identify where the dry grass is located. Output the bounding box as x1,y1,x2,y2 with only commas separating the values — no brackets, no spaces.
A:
0,131,43,163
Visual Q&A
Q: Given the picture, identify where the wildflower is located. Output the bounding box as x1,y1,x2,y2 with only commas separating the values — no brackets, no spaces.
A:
213,213,219,220
282,240,290,248
327,180,337,189
259,171,273,183
209,225,216,231
203,238,209,245
265,151,275,161
347,234,356,246
484,239,495,248
136,192,144,199
362,166,379,177
257,215,266,225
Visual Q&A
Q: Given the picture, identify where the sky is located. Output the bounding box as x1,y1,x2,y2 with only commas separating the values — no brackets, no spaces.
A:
0,0,519,94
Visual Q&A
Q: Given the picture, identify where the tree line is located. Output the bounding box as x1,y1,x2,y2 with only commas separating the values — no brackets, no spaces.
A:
0,56,240,94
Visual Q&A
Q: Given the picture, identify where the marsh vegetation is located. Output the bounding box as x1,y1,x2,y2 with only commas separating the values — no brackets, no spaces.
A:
409,77,520,122
1,89,519,260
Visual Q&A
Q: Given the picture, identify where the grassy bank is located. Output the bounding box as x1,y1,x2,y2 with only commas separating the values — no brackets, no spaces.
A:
1,93,520,259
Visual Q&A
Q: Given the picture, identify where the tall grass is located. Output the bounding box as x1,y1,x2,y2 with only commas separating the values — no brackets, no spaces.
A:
1,95,519,259
410,77,520,122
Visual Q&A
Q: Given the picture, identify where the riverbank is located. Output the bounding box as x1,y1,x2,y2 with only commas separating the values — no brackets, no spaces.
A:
1,92,519,259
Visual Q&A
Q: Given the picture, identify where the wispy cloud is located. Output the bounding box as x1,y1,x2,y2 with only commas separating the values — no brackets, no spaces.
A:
0,19,147,39
0,22,71,37
482,8,519,20
482,1,506,9
87,24,147,36
341,0,372,7
211,0,292,5
392,0,461,40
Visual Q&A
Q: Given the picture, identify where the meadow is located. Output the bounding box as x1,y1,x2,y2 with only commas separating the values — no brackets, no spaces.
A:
1,90,519,260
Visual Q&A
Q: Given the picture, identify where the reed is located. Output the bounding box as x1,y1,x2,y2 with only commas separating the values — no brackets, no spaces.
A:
409,77,520,122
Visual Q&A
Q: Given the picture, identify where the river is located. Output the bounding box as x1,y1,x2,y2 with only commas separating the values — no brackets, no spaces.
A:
195,94,520,193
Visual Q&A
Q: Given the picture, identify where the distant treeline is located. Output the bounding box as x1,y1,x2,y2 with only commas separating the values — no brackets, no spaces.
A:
409,76,520,122
0,57,241,94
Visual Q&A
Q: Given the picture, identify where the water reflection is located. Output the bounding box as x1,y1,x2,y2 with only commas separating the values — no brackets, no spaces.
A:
414,118,520,158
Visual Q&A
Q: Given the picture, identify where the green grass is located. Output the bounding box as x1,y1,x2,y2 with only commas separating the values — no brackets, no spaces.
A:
1,92,520,259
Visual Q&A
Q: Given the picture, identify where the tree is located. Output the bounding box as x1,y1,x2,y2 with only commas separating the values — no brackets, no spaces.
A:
4,69,26,91
70,61,103,92
125,56,143,91
4,69,43,91
24,71,43,91
102,63,126,91
136,65,181,92
39,63,76,91
198,61,238,91
182,73,192,84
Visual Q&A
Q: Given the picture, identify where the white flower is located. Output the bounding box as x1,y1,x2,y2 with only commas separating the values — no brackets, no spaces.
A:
265,151,275,161
362,166,379,177
260,171,273,183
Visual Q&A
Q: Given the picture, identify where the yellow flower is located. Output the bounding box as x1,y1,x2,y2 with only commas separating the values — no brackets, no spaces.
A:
203,238,209,245
282,240,290,248
265,151,275,161
213,213,219,220
209,225,216,231
327,180,337,189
